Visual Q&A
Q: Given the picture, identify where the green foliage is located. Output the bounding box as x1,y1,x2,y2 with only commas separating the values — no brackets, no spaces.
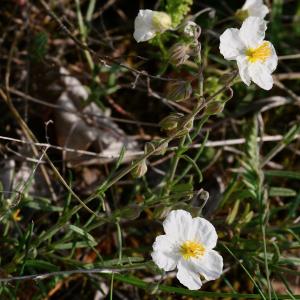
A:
165,0,193,27
1,0,300,299
293,1,300,36
271,0,284,44
240,115,263,202
30,32,48,62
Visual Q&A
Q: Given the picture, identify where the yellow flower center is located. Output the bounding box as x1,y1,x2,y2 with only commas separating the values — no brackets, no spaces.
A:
12,209,22,222
180,240,205,260
246,42,271,63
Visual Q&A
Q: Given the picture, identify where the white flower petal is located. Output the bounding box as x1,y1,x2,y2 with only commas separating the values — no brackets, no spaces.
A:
242,0,263,8
243,0,269,19
163,209,192,241
263,42,278,73
134,29,156,43
219,28,245,60
151,235,179,271
176,259,202,290
248,5,269,19
191,250,223,281
189,217,218,249
133,9,155,42
248,63,274,90
236,55,251,85
239,17,267,48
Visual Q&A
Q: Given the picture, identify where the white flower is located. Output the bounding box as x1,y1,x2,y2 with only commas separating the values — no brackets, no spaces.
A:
133,9,172,43
151,209,223,290
219,16,278,90
238,0,269,20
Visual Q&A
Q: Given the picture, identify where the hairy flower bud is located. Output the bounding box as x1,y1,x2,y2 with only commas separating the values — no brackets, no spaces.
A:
166,81,192,102
174,117,194,138
182,117,194,131
205,101,225,115
144,142,156,154
159,113,184,131
198,189,209,202
169,43,191,66
152,139,169,155
131,159,148,178
183,21,201,39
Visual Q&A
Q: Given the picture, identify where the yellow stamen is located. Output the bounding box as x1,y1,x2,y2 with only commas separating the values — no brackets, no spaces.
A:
12,209,22,222
246,41,271,63
180,240,205,260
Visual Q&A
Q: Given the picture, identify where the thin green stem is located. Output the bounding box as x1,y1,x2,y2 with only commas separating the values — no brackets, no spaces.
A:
75,0,94,71
165,136,186,195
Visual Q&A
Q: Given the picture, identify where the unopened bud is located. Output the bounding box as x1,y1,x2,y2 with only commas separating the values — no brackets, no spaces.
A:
198,189,209,202
131,159,148,178
159,113,184,131
166,81,192,102
205,101,225,115
152,12,172,32
169,43,190,66
183,21,201,39
152,139,169,155
175,117,194,138
182,117,194,131
175,128,190,138
144,142,156,154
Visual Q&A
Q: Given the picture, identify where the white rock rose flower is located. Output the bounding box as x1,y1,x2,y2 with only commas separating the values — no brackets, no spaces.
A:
151,209,223,290
237,0,269,20
133,9,172,43
219,16,278,90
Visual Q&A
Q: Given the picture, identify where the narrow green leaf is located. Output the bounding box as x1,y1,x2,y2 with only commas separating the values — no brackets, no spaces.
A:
269,187,297,197
180,154,203,182
52,241,97,250
69,224,97,244
265,170,300,180
24,260,59,271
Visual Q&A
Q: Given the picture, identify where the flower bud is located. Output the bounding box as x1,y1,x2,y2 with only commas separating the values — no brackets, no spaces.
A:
166,81,192,102
152,12,172,32
205,101,225,115
198,189,209,202
183,21,201,39
159,113,184,131
175,128,190,138
174,117,194,138
151,139,169,155
182,117,194,131
169,43,191,66
144,142,156,154
131,159,148,178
